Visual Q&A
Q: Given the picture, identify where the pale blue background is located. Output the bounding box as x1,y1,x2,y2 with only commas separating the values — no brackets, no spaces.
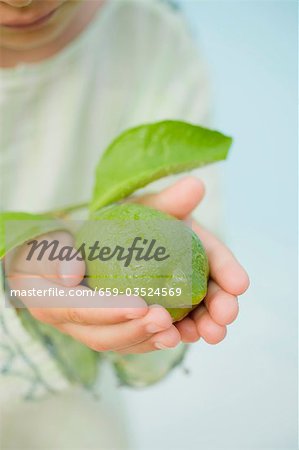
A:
121,2,298,449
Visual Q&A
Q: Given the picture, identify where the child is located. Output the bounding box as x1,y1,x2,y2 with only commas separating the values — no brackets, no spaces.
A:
0,1,249,448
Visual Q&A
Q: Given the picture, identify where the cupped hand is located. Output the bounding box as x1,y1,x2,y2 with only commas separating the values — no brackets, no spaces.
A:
136,176,249,348
7,231,180,353
7,176,249,354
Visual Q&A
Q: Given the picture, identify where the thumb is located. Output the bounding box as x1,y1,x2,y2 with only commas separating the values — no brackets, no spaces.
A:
8,231,85,288
135,176,205,219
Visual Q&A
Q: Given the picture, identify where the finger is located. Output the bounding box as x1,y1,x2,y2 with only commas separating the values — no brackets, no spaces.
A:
191,305,227,345
7,231,85,287
9,273,149,324
8,271,90,310
115,325,181,354
192,221,250,296
204,281,239,326
31,296,150,326
135,177,205,219
175,316,200,343
58,305,173,352
57,295,149,325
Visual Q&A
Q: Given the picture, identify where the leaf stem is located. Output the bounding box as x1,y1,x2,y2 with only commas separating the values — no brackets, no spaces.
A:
46,201,89,218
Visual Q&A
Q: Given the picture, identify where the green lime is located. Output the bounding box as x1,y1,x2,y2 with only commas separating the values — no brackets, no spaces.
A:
76,203,209,322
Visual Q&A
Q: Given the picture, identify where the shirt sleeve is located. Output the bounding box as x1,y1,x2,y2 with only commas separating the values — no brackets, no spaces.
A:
0,281,69,402
0,271,100,402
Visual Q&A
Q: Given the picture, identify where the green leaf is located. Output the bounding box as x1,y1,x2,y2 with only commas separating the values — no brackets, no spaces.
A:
0,211,65,259
90,120,232,212
108,343,188,387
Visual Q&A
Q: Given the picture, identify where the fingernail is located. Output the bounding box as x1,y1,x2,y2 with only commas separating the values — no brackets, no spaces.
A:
154,342,170,350
146,323,166,333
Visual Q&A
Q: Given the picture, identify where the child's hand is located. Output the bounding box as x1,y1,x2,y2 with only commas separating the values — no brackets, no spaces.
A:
177,222,249,345
7,232,178,353
7,176,249,354
130,176,250,351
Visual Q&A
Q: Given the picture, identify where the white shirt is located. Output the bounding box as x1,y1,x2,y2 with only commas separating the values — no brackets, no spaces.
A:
0,0,211,214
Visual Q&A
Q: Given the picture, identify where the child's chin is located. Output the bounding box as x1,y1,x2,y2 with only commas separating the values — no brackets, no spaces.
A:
0,24,63,52
0,2,77,52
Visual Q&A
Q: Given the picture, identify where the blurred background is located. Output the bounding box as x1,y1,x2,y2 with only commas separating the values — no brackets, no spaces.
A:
117,1,298,448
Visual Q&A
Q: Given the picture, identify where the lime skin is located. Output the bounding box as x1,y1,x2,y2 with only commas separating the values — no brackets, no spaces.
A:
76,203,209,322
